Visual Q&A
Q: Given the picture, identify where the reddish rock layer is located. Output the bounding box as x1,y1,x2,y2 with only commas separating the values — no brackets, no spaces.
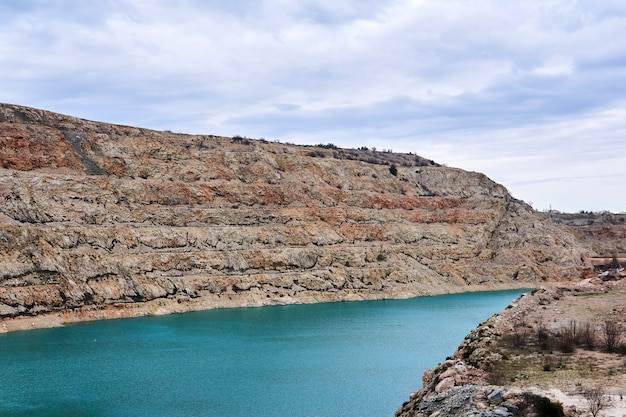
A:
0,103,590,331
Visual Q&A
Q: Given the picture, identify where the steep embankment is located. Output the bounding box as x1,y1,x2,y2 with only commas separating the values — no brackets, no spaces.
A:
550,212,626,269
0,103,590,332
396,281,626,417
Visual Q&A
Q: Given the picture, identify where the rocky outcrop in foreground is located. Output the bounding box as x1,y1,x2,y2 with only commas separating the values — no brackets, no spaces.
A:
396,281,626,417
0,103,590,331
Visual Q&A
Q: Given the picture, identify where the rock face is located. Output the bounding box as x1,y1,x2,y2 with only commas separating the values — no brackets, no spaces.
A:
0,103,590,331
549,211,626,259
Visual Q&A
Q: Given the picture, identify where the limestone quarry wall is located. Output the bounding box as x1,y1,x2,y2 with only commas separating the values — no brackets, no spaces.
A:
0,103,590,331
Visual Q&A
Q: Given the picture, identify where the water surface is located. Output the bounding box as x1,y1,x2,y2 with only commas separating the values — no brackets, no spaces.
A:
0,290,526,417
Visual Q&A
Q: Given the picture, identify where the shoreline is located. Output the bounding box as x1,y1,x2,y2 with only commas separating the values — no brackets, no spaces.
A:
396,279,626,417
1,281,535,333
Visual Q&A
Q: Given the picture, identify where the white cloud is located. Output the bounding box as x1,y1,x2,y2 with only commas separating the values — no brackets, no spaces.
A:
413,106,626,212
1,0,626,212
532,56,574,76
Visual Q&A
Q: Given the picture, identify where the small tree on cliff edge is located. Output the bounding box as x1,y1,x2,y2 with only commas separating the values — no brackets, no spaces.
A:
389,164,398,176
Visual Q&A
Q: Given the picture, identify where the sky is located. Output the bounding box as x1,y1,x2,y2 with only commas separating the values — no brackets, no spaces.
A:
2,1,626,213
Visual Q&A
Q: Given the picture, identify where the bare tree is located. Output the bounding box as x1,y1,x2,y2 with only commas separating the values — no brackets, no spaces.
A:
535,319,553,351
581,321,596,350
566,319,579,343
582,386,610,417
510,313,530,348
557,319,580,352
603,320,622,352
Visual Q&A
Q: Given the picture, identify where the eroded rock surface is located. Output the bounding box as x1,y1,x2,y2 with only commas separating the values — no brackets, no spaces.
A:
396,282,626,417
0,103,590,331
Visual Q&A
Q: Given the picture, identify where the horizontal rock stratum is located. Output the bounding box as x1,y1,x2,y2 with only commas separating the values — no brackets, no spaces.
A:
0,103,590,331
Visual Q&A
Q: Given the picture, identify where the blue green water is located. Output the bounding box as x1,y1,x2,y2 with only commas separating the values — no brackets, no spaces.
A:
0,290,526,417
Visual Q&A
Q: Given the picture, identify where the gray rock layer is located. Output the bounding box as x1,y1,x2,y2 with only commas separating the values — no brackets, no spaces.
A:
0,103,590,330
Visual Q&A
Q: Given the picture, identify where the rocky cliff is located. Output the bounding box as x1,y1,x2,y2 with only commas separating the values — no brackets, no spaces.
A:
549,211,626,260
0,103,590,332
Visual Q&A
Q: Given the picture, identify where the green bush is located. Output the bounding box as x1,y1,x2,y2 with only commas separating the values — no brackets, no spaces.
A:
534,395,565,417
389,164,398,176
316,143,338,149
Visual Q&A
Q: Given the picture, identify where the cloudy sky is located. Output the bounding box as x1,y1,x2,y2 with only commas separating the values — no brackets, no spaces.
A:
2,1,626,213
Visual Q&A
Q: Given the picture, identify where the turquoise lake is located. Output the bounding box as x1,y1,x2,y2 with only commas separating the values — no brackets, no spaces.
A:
0,290,526,417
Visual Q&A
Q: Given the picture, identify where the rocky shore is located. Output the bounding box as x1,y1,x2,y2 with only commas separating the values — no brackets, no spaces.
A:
396,280,626,417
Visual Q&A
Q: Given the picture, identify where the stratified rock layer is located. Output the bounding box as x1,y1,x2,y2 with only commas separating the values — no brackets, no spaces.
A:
0,103,589,331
